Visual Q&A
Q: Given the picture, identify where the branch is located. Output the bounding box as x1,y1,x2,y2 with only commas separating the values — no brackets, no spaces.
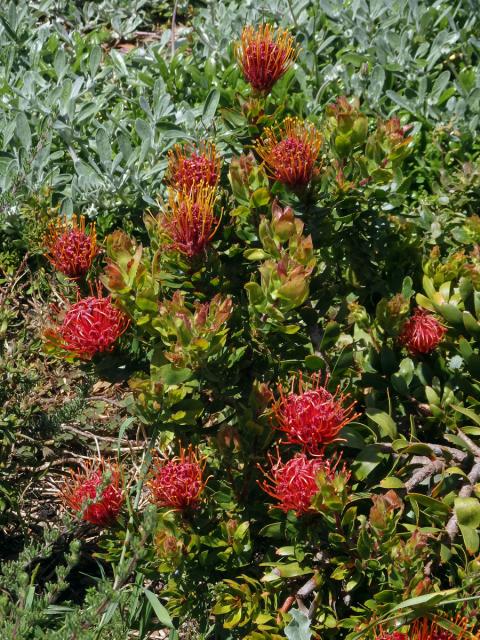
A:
277,572,321,622
445,460,480,542
377,441,467,463
456,430,480,458
404,457,445,492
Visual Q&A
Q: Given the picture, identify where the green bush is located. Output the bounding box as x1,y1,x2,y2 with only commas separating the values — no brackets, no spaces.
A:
2,1,480,639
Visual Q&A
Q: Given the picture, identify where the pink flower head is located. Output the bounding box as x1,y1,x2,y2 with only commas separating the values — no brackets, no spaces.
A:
272,372,359,454
148,445,208,511
399,308,446,356
61,459,124,526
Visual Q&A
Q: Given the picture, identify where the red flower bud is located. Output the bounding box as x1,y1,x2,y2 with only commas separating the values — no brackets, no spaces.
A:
399,308,446,356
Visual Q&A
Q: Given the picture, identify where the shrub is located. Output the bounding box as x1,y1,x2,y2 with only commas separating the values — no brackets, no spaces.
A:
3,1,480,639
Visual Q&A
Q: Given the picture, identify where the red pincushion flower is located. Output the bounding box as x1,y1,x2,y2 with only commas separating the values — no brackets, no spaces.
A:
235,24,297,93
399,308,446,356
411,617,474,640
167,142,220,191
148,445,208,511
259,450,349,516
61,459,124,526
46,289,129,359
160,186,220,258
374,616,476,640
272,372,359,454
44,215,97,278
255,117,322,187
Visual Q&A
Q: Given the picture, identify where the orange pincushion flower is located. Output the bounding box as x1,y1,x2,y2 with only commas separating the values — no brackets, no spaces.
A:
235,24,297,93
255,117,322,187
272,372,359,454
399,308,446,356
259,449,350,516
167,142,220,191
45,285,129,360
44,214,97,278
148,445,208,511
61,459,124,527
160,186,220,258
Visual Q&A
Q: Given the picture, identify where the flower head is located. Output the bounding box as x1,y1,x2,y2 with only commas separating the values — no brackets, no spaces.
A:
61,459,124,526
255,117,322,188
374,616,477,640
46,287,129,359
235,24,297,93
167,142,220,191
375,632,408,640
148,445,208,511
272,372,359,454
259,450,349,515
399,308,446,356
44,214,97,278
160,186,220,258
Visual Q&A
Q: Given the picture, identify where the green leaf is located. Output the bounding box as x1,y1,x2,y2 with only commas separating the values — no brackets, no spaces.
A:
352,445,388,481
284,609,312,640
96,127,112,169
202,88,220,128
455,497,480,528
459,524,480,554
366,409,397,439
388,589,459,613
135,119,152,144
89,45,102,76
405,494,450,516
437,303,462,325
157,365,192,385
386,90,418,116
380,477,405,489
463,311,480,335
144,589,174,628
451,406,480,426
15,113,31,150
250,187,270,208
